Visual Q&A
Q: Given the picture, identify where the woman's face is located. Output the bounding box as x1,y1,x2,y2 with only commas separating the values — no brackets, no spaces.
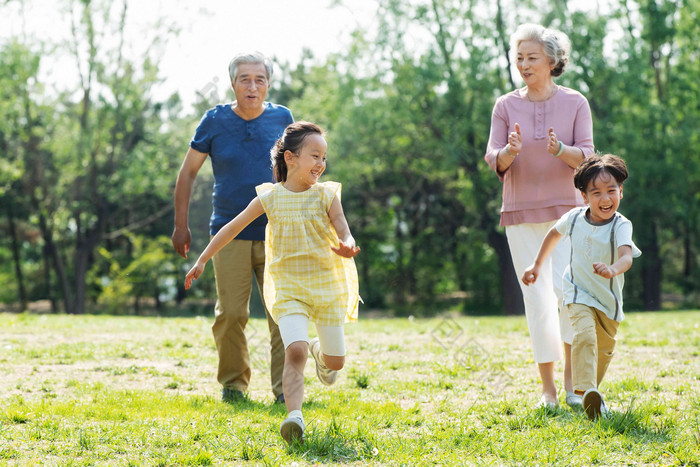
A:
516,40,553,87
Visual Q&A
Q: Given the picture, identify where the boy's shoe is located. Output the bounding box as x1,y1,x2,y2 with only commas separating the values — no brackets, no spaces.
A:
275,393,285,405
309,337,337,386
582,388,605,420
222,387,245,403
566,391,583,408
280,415,305,443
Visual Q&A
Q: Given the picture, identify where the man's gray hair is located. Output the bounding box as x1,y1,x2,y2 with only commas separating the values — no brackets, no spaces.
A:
510,24,571,77
228,51,274,82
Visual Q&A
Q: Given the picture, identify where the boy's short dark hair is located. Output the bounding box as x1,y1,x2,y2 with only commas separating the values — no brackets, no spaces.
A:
573,153,628,192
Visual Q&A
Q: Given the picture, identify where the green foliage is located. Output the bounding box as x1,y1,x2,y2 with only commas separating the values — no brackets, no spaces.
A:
0,0,698,313
91,235,175,313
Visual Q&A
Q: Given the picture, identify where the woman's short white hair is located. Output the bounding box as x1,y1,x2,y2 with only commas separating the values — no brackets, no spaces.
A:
228,51,274,82
510,24,571,77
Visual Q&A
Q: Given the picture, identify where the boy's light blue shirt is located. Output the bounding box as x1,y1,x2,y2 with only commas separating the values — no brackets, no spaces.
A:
191,102,294,239
555,207,641,322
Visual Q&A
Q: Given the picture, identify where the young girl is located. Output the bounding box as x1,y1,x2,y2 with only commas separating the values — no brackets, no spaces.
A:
185,121,360,442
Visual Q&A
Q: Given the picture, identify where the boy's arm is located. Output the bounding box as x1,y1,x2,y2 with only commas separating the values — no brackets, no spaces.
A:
593,245,634,279
185,197,264,289
328,195,360,258
521,226,563,285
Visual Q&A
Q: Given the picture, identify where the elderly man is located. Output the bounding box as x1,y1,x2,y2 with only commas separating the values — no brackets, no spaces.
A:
172,52,293,403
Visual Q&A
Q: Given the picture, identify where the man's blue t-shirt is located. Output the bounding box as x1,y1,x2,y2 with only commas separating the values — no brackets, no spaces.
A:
190,102,294,239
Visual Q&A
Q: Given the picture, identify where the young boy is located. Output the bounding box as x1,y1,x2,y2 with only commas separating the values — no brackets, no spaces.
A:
521,154,641,420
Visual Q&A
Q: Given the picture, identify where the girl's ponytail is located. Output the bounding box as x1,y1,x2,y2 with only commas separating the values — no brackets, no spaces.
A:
271,137,288,182
270,121,324,182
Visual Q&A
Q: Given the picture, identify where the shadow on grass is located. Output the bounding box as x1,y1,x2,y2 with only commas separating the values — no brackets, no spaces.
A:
219,396,330,417
595,403,671,443
286,417,378,463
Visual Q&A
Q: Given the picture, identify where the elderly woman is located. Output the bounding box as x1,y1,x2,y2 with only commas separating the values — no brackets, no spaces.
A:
485,24,594,408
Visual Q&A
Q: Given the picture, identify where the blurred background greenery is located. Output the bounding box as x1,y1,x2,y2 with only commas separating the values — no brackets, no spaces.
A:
1,0,698,317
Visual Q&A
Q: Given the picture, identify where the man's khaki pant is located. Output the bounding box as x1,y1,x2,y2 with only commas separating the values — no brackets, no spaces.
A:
211,239,284,397
567,303,619,392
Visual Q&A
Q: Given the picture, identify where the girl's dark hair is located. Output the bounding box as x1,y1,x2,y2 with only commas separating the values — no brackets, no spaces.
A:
270,121,324,182
573,153,629,192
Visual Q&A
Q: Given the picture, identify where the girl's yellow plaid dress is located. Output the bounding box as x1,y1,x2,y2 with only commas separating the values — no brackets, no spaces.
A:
256,181,359,326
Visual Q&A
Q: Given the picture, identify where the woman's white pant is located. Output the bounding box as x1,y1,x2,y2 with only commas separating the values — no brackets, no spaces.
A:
506,221,573,363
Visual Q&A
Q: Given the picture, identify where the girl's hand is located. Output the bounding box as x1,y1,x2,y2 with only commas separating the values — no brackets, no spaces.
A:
521,264,539,285
507,123,522,155
331,240,361,258
547,127,561,155
593,262,615,279
185,261,206,290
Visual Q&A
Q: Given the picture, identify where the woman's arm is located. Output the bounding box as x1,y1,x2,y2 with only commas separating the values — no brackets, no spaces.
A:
328,195,360,258
485,98,519,178
547,128,586,169
550,96,595,169
185,197,265,289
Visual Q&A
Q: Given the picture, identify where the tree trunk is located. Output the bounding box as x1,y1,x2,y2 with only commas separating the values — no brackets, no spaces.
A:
42,242,58,313
7,206,28,312
71,206,106,314
488,228,524,315
642,220,662,310
36,209,72,314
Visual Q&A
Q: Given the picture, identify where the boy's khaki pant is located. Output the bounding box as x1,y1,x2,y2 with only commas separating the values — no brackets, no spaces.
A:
211,239,285,397
567,303,619,392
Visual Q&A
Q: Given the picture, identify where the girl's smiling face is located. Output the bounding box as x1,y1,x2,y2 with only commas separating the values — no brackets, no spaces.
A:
285,133,327,190
581,170,623,224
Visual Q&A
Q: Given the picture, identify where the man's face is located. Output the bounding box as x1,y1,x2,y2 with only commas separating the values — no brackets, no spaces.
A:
232,62,269,112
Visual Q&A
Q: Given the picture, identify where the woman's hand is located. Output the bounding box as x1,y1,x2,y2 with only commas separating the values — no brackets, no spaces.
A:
547,127,561,155
507,123,522,155
331,240,361,258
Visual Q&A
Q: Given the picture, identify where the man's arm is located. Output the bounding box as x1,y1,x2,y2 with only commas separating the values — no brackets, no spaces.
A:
172,147,208,259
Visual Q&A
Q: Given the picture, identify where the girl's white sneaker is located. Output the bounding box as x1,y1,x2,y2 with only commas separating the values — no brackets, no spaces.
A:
280,415,305,443
309,337,337,386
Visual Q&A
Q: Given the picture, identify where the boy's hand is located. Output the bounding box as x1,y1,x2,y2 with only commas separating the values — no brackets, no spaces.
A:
593,262,616,279
521,264,539,285
185,262,205,290
331,240,361,258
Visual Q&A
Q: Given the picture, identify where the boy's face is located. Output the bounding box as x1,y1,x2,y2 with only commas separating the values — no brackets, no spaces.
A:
581,171,623,224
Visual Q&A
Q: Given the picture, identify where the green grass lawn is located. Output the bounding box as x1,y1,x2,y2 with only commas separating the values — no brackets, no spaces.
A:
1,310,698,466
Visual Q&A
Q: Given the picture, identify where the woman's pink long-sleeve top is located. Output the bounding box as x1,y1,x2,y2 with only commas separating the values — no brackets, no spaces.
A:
485,86,594,226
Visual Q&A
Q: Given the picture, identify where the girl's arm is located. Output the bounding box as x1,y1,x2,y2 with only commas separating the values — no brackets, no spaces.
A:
185,197,264,289
593,245,634,279
521,226,563,285
328,195,360,258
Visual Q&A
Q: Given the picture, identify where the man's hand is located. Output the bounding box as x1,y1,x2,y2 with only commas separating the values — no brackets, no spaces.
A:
171,226,191,259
